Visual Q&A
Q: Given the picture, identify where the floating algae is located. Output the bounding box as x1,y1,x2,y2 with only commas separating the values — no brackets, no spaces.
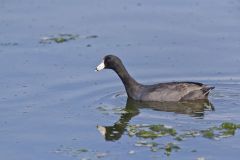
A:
55,146,108,160
127,124,177,139
200,122,240,139
163,143,180,156
127,122,240,140
135,140,159,152
201,129,215,139
40,34,79,44
40,34,98,44
136,130,159,139
134,140,180,155
149,124,177,136
125,122,240,156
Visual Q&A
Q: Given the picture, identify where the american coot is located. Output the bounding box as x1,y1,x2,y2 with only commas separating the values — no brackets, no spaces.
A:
95,55,214,102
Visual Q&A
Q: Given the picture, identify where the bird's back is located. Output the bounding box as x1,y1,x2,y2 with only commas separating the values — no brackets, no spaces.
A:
139,82,214,102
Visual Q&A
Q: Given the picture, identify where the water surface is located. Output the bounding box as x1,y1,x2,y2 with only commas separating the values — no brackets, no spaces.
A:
0,0,240,159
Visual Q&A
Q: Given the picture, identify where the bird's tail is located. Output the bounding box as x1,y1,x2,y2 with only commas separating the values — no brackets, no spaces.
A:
202,86,215,96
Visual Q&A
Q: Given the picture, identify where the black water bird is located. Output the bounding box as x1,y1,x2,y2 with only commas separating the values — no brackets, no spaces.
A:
95,55,214,102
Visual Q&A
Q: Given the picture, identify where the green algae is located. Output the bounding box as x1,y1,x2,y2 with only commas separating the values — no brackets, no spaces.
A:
135,140,180,155
39,34,98,44
149,124,177,136
135,140,159,152
125,122,240,157
164,143,180,156
55,146,109,160
136,130,159,139
135,140,158,148
149,124,165,132
221,122,240,130
98,121,240,157
200,122,240,139
201,129,215,139
127,122,240,140
127,124,177,139
174,136,183,141
97,105,127,115
40,34,79,44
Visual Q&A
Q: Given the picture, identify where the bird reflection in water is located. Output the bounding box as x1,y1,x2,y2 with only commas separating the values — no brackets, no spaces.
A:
97,98,214,141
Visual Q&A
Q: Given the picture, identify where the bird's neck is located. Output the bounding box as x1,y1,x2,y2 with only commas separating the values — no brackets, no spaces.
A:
113,63,142,99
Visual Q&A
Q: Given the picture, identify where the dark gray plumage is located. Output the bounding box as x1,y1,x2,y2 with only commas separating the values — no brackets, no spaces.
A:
96,55,214,102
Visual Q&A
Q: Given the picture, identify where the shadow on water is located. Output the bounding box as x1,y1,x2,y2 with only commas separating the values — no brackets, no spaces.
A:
97,98,214,141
